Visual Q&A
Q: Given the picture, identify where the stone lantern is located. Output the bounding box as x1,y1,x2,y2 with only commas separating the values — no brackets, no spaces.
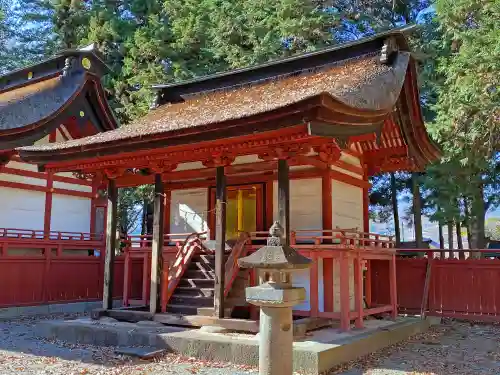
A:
238,221,311,375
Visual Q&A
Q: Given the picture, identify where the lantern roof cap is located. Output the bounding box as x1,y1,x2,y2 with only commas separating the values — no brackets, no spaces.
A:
238,222,311,270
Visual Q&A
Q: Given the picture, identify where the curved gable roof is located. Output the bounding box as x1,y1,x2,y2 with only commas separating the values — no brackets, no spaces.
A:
17,26,440,172
0,47,117,150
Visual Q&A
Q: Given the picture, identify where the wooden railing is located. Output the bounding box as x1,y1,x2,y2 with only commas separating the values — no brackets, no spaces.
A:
224,232,251,297
0,227,103,241
245,229,395,249
0,228,107,307
160,232,206,312
372,248,500,322
121,232,208,307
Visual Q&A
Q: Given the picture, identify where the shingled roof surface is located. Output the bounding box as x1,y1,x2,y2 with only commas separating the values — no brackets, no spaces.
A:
0,73,85,131
21,52,410,152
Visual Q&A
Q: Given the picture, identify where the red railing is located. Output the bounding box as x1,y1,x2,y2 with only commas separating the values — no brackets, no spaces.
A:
160,233,205,312
245,229,395,249
224,232,251,297
0,228,108,307
0,227,103,241
241,229,397,330
372,249,500,322
121,232,208,307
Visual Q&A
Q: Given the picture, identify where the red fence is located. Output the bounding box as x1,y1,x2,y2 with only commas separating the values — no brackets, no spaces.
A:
371,251,500,322
0,228,114,307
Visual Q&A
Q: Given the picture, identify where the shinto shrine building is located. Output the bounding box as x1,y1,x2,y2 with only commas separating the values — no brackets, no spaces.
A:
9,27,439,330
0,47,116,246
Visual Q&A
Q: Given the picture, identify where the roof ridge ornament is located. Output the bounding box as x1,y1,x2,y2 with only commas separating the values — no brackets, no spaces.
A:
62,57,75,77
380,37,399,64
267,221,283,246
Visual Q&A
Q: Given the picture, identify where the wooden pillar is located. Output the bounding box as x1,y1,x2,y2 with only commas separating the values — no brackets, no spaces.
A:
339,253,351,331
265,181,274,229
163,187,171,234
43,172,53,237
150,174,165,314
322,172,334,312
103,179,117,310
214,166,227,318
277,159,290,244
389,254,398,319
354,254,364,329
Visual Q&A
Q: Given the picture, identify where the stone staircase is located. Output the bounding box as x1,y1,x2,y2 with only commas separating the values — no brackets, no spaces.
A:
164,252,249,317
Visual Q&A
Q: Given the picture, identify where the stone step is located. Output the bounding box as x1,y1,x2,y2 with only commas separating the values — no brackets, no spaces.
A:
184,269,215,280
165,304,231,317
178,278,215,288
166,304,201,315
191,254,229,263
188,261,215,271
169,295,214,307
175,287,215,297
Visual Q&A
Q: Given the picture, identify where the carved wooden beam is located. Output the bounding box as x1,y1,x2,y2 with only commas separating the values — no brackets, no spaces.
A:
257,143,310,161
314,143,342,164
103,167,126,180
202,154,235,168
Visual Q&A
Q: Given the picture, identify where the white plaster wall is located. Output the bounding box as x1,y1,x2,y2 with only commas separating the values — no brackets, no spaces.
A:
271,178,324,311
50,195,91,233
0,188,45,229
0,171,46,187
170,188,209,233
340,152,361,167
4,160,38,172
268,177,360,313
272,178,322,232
332,180,363,230
52,180,92,193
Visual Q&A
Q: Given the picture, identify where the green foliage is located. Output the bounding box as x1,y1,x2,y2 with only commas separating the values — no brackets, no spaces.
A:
430,0,500,161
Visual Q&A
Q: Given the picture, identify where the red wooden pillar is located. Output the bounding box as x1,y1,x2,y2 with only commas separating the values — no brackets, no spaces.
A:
123,247,131,306
389,254,398,319
354,253,364,328
339,253,351,331
89,179,99,235
365,260,372,308
44,131,57,237
309,252,319,317
362,166,372,308
322,172,334,313
43,172,53,236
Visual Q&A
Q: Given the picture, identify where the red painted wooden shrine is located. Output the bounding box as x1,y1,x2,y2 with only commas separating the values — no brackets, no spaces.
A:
16,27,442,329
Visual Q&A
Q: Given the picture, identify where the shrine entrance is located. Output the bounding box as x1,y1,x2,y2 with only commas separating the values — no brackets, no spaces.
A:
210,184,264,241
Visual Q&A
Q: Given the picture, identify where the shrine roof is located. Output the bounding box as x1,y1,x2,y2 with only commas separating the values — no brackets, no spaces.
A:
17,26,440,172
0,46,117,150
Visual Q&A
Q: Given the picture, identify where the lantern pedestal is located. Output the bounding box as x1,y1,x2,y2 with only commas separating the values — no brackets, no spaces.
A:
238,222,311,375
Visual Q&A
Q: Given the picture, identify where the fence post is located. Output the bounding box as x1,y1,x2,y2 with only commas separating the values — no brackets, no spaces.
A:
309,252,319,317
354,253,364,328
389,254,398,319
339,252,351,331
42,246,52,303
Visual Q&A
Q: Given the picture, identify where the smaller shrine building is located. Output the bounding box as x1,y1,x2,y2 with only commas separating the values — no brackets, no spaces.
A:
16,26,440,330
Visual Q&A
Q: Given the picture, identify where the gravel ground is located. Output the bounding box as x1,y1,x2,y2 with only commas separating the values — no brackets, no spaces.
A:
0,316,499,374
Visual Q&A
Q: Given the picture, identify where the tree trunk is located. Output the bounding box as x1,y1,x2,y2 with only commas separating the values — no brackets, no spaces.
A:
141,199,147,235
438,222,445,249
447,221,454,258
390,173,401,247
412,173,423,249
463,197,473,249
455,220,465,259
469,184,486,258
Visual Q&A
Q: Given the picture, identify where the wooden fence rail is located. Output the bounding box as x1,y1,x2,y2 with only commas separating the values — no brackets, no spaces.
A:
372,249,500,322
0,229,112,307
